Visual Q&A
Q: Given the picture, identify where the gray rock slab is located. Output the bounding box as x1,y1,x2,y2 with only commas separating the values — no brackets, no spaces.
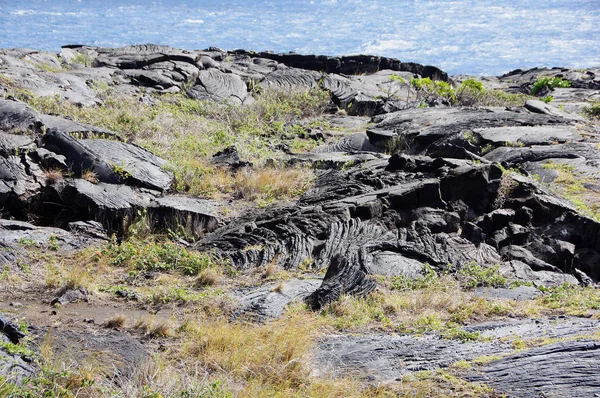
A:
314,317,600,384
0,132,33,157
233,277,322,319
0,218,105,251
0,99,42,133
187,69,248,103
475,125,582,146
466,340,600,398
473,286,542,301
373,107,571,151
81,139,173,191
288,152,383,169
149,195,220,238
38,328,150,379
316,133,383,153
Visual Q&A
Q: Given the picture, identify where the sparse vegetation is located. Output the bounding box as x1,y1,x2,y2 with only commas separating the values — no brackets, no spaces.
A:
582,100,600,119
82,169,99,183
70,52,92,67
104,314,127,328
101,237,220,276
530,76,571,96
43,169,64,185
5,85,325,203
540,160,600,221
389,75,532,107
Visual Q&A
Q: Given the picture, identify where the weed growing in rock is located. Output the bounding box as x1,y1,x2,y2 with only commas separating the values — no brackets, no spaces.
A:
582,100,600,119
70,52,92,67
530,76,571,96
43,169,64,185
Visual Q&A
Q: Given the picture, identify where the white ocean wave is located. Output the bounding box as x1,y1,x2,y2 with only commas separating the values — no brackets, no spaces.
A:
363,39,417,53
11,10,34,15
184,19,204,24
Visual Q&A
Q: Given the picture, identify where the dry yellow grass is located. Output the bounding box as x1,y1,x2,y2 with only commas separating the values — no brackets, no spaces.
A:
232,166,315,203
104,314,127,328
82,169,99,183
43,168,64,185
174,161,315,203
195,268,222,287
180,313,321,388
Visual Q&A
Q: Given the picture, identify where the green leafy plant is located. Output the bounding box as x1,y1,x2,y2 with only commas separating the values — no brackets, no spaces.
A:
456,262,506,289
530,76,571,96
18,237,37,248
410,77,456,104
48,235,60,251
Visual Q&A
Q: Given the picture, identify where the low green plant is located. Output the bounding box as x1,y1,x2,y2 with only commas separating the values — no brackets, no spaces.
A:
70,52,92,67
101,238,219,275
17,237,37,248
540,95,554,103
530,76,571,96
391,263,439,290
411,77,456,104
442,328,485,342
456,262,506,289
537,283,600,313
48,235,60,251
540,160,600,221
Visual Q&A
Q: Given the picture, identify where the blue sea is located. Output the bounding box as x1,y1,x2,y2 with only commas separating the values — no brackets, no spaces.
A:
1,0,599,75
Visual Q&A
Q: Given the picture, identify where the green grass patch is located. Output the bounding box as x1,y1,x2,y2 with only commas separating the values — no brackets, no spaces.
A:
100,238,220,276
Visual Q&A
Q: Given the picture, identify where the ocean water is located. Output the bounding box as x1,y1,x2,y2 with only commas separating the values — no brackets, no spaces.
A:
0,0,599,75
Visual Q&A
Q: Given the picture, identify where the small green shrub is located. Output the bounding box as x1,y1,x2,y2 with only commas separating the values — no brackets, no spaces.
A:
540,95,554,103
459,78,484,92
411,77,456,104
457,262,506,289
530,76,571,96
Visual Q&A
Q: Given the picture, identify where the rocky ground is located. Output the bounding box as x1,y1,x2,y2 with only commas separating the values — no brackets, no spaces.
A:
1,44,600,397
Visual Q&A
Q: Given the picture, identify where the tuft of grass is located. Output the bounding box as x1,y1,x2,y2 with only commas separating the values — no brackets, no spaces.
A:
582,100,600,120
104,314,127,328
540,160,600,221
232,166,315,204
399,368,495,397
195,268,222,287
70,52,92,67
536,283,600,315
43,168,64,185
82,169,99,183
172,162,315,203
